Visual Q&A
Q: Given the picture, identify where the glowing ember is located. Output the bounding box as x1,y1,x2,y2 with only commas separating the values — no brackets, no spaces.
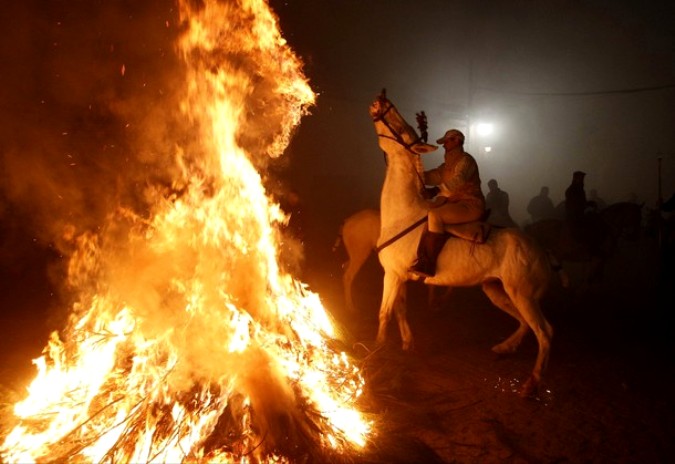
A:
1,0,371,462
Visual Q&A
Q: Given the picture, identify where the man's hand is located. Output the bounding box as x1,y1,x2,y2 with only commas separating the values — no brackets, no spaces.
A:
429,196,448,208
422,186,440,200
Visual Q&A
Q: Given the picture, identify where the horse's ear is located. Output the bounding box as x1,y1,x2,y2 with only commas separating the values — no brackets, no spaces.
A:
413,143,438,154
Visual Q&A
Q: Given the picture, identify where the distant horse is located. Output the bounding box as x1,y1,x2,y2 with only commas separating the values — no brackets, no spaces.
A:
525,202,642,285
332,208,452,313
600,201,644,243
369,91,553,397
524,215,612,285
644,202,675,278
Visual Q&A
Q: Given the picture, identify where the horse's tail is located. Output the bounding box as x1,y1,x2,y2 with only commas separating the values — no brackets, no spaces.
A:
547,250,570,288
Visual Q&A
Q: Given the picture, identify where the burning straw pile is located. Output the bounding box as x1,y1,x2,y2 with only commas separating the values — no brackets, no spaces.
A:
1,0,371,462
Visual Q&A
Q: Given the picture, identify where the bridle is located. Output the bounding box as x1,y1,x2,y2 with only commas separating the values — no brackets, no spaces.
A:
372,96,427,179
371,98,425,155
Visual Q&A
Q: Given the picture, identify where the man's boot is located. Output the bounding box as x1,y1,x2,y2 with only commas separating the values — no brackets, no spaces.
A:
409,229,448,278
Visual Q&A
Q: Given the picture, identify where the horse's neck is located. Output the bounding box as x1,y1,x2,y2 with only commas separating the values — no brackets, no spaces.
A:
380,151,427,231
413,155,424,179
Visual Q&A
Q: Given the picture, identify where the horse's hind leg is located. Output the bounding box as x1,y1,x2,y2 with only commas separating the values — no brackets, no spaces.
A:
342,244,372,313
376,272,411,349
507,291,553,396
481,280,529,354
342,258,359,313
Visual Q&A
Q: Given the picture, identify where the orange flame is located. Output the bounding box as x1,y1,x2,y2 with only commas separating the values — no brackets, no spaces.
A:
1,0,371,462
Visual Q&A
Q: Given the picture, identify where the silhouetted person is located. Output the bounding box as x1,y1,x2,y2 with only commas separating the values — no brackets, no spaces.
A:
656,192,675,288
565,171,601,244
566,171,589,223
527,186,556,223
661,192,675,213
485,179,517,227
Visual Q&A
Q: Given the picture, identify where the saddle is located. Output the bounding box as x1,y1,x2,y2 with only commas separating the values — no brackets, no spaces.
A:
444,221,491,243
443,209,493,244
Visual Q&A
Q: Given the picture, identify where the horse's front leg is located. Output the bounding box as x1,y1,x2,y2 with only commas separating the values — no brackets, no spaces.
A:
393,281,414,350
376,272,412,349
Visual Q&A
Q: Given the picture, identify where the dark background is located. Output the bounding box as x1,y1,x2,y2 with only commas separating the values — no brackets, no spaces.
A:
269,0,675,258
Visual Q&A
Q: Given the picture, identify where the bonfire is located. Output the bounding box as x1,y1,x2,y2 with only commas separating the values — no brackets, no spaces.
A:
1,0,371,462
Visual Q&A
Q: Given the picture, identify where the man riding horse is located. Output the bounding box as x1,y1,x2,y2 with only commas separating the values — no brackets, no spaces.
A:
409,128,486,278
370,92,553,397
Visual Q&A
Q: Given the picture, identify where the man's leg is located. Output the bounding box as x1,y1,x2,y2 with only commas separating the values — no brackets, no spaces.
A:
410,225,448,278
431,201,482,229
410,201,483,278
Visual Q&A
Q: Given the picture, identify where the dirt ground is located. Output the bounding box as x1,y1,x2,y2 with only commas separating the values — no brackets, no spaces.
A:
319,235,675,464
1,230,673,463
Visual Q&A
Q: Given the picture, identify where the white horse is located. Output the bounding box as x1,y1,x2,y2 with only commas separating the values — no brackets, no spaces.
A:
333,208,453,313
369,91,554,397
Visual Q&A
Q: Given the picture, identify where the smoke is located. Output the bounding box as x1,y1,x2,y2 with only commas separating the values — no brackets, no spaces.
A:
0,1,186,252
1,0,314,387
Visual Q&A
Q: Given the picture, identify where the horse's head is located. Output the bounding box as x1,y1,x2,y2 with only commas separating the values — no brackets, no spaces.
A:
370,90,437,155
367,89,389,120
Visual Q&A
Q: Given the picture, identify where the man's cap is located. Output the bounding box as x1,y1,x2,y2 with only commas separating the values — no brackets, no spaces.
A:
573,171,586,178
436,129,465,144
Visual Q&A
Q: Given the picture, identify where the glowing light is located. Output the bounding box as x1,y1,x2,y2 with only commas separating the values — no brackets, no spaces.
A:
476,122,494,136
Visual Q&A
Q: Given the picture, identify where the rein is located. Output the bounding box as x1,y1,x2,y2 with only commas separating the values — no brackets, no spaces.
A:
375,216,427,253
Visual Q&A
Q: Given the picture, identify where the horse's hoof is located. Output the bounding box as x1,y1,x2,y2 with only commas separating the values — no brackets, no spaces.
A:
407,271,426,282
491,343,517,355
519,377,539,398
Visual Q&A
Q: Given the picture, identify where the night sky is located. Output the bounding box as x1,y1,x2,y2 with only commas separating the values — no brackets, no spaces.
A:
1,0,674,273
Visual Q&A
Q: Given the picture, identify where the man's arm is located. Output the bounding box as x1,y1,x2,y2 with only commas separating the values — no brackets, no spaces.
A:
442,156,477,192
423,166,443,186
